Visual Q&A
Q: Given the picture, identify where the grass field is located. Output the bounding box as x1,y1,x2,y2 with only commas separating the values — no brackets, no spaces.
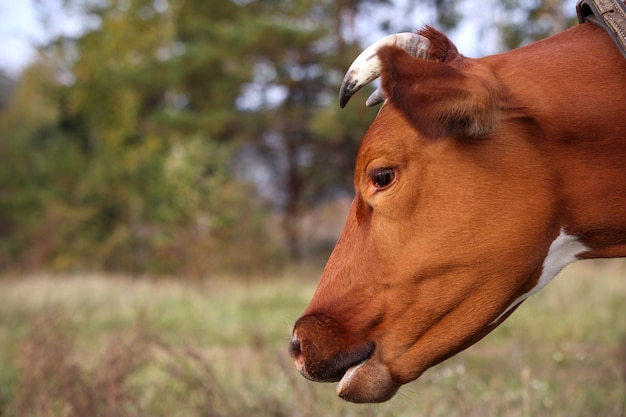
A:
0,260,625,416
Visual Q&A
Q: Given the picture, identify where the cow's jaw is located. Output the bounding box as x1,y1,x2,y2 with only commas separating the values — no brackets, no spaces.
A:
336,355,398,403
491,229,589,324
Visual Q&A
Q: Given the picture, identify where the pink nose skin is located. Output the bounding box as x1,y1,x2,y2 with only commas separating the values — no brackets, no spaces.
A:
288,333,305,373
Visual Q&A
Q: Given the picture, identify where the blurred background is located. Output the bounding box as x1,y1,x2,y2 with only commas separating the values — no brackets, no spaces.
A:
0,0,580,276
2,1,625,417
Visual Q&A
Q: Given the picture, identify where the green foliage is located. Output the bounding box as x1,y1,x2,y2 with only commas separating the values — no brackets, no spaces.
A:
0,0,396,273
0,0,295,275
0,0,576,274
0,70,13,112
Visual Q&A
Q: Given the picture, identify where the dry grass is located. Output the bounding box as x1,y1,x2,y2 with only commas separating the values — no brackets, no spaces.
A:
13,310,150,417
0,260,624,416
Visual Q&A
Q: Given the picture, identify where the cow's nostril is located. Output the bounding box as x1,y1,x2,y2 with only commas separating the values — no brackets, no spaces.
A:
288,334,305,371
288,334,301,357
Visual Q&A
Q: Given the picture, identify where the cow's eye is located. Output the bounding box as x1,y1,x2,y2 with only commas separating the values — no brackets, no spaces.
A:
370,168,396,190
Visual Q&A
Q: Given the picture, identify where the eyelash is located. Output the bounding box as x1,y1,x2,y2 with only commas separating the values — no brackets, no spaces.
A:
370,168,396,190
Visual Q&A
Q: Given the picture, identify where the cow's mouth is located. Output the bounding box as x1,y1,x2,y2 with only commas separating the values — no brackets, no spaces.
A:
289,334,399,403
335,353,399,403
288,335,375,382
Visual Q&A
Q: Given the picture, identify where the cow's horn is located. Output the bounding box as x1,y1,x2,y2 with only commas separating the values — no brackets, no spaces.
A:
339,33,431,108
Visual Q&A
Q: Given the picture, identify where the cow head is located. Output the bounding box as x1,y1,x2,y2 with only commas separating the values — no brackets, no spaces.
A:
289,27,591,403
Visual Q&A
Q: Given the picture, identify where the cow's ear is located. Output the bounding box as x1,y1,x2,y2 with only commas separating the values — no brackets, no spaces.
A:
378,44,502,139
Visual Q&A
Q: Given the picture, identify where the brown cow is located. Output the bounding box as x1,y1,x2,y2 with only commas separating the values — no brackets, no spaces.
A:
288,23,626,403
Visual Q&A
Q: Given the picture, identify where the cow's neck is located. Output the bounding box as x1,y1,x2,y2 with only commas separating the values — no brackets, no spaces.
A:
554,135,626,259
491,23,626,260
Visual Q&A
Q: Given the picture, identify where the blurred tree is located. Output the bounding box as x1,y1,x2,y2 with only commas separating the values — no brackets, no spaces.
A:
0,0,390,273
0,70,14,112
232,0,386,260
432,0,463,30
494,0,578,50
0,0,286,274
0,61,64,269
1,0,572,275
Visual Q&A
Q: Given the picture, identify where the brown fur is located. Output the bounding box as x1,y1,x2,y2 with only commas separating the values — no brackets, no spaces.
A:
418,25,459,63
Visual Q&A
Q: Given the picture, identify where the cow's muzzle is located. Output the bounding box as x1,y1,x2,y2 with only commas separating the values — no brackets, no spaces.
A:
288,332,374,382
288,314,399,403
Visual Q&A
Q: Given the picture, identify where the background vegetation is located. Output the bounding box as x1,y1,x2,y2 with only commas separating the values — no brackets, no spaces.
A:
1,0,623,416
0,0,580,275
0,261,624,416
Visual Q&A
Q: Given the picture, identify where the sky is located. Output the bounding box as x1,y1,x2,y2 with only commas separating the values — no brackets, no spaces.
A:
0,0,86,76
0,0,488,78
0,0,580,78
0,0,45,75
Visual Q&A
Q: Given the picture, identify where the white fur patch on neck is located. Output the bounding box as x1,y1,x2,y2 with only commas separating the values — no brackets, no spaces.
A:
490,229,589,325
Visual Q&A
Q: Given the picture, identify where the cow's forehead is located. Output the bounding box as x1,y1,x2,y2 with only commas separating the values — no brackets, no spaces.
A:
358,106,419,159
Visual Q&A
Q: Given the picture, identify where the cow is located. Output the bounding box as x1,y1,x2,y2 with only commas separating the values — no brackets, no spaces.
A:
288,19,626,403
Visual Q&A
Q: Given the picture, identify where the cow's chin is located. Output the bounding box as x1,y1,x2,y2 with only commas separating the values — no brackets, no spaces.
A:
335,357,399,403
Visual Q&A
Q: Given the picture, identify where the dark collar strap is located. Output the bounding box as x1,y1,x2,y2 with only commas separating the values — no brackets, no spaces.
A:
577,0,626,58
